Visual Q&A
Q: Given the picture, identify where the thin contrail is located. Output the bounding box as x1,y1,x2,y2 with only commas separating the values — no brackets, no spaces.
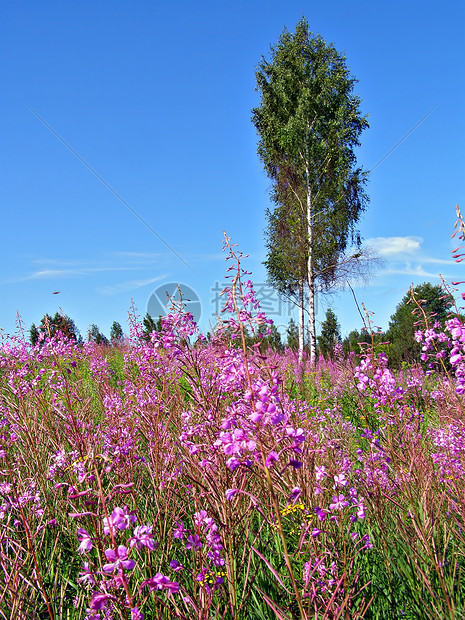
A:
28,105,191,270
369,105,438,174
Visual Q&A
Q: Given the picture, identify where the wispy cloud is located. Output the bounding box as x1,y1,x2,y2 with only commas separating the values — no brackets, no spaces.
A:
366,237,456,278
366,236,422,256
19,266,139,281
97,275,169,295
382,264,446,279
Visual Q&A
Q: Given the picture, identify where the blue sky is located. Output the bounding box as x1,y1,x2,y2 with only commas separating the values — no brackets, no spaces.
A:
1,0,464,342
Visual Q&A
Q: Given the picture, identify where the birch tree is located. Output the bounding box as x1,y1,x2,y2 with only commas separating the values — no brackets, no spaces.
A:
253,18,369,362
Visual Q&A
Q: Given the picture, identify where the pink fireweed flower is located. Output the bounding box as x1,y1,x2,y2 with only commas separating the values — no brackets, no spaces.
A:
77,528,93,553
185,534,201,550
131,608,144,620
225,488,238,500
329,495,349,511
333,473,348,488
90,593,116,610
130,525,157,550
170,560,184,571
142,573,180,595
103,545,135,573
290,486,301,500
362,534,373,549
173,521,186,539
193,510,208,525
77,561,95,586
265,451,278,468
315,465,327,481
103,506,137,536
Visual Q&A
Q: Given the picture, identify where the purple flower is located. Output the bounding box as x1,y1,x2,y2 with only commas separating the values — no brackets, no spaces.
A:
130,525,157,550
170,559,184,571
185,534,201,551
226,457,241,470
362,534,373,549
315,506,327,522
312,527,322,538
103,545,135,573
173,521,185,539
194,510,208,525
103,506,137,536
225,488,238,500
290,487,301,500
333,473,348,488
90,594,115,610
315,466,327,481
77,528,93,553
131,608,144,620
77,561,95,585
329,495,349,511
265,451,278,468
142,573,180,595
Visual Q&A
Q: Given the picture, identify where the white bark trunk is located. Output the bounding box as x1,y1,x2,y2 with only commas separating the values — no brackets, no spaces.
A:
298,279,304,363
306,166,316,364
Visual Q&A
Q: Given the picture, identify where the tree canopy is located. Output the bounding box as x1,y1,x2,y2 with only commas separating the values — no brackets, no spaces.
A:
88,324,109,346
30,312,80,346
253,17,369,362
385,282,451,367
318,308,342,359
110,321,124,343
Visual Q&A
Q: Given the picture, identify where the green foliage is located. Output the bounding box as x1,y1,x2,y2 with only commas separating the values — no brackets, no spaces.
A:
109,320,124,343
318,308,341,359
142,312,162,340
386,282,450,367
30,312,80,345
286,318,299,351
88,323,109,345
252,17,369,359
257,323,283,352
342,328,384,357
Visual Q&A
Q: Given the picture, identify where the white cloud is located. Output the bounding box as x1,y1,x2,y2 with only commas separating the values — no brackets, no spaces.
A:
382,264,444,279
20,266,138,281
366,236,422,256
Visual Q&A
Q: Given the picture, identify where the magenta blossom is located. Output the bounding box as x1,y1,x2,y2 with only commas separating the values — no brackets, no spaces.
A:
130,525,157,550
103,545,135,573
77,561,95,586
142,573,180,595
185,534,201,550
103,506,137,536
329,494,349,511
265,451,278,468
90,593,116,610
225,488,238,500
77,528,93,553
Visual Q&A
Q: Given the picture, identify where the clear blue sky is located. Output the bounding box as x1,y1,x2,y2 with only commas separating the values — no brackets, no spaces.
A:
1,0,464,342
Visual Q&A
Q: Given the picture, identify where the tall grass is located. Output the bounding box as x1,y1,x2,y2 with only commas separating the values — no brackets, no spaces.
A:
1,236,465,619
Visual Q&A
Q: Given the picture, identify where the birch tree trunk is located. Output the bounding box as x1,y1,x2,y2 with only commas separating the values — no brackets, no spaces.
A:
298,278,305,363
306,164,317,364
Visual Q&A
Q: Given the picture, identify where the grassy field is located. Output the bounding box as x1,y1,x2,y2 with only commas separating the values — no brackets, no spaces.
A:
1,262,465,619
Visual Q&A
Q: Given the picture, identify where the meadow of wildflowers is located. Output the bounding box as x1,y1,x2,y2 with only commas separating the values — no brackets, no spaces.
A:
1,234,465,619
